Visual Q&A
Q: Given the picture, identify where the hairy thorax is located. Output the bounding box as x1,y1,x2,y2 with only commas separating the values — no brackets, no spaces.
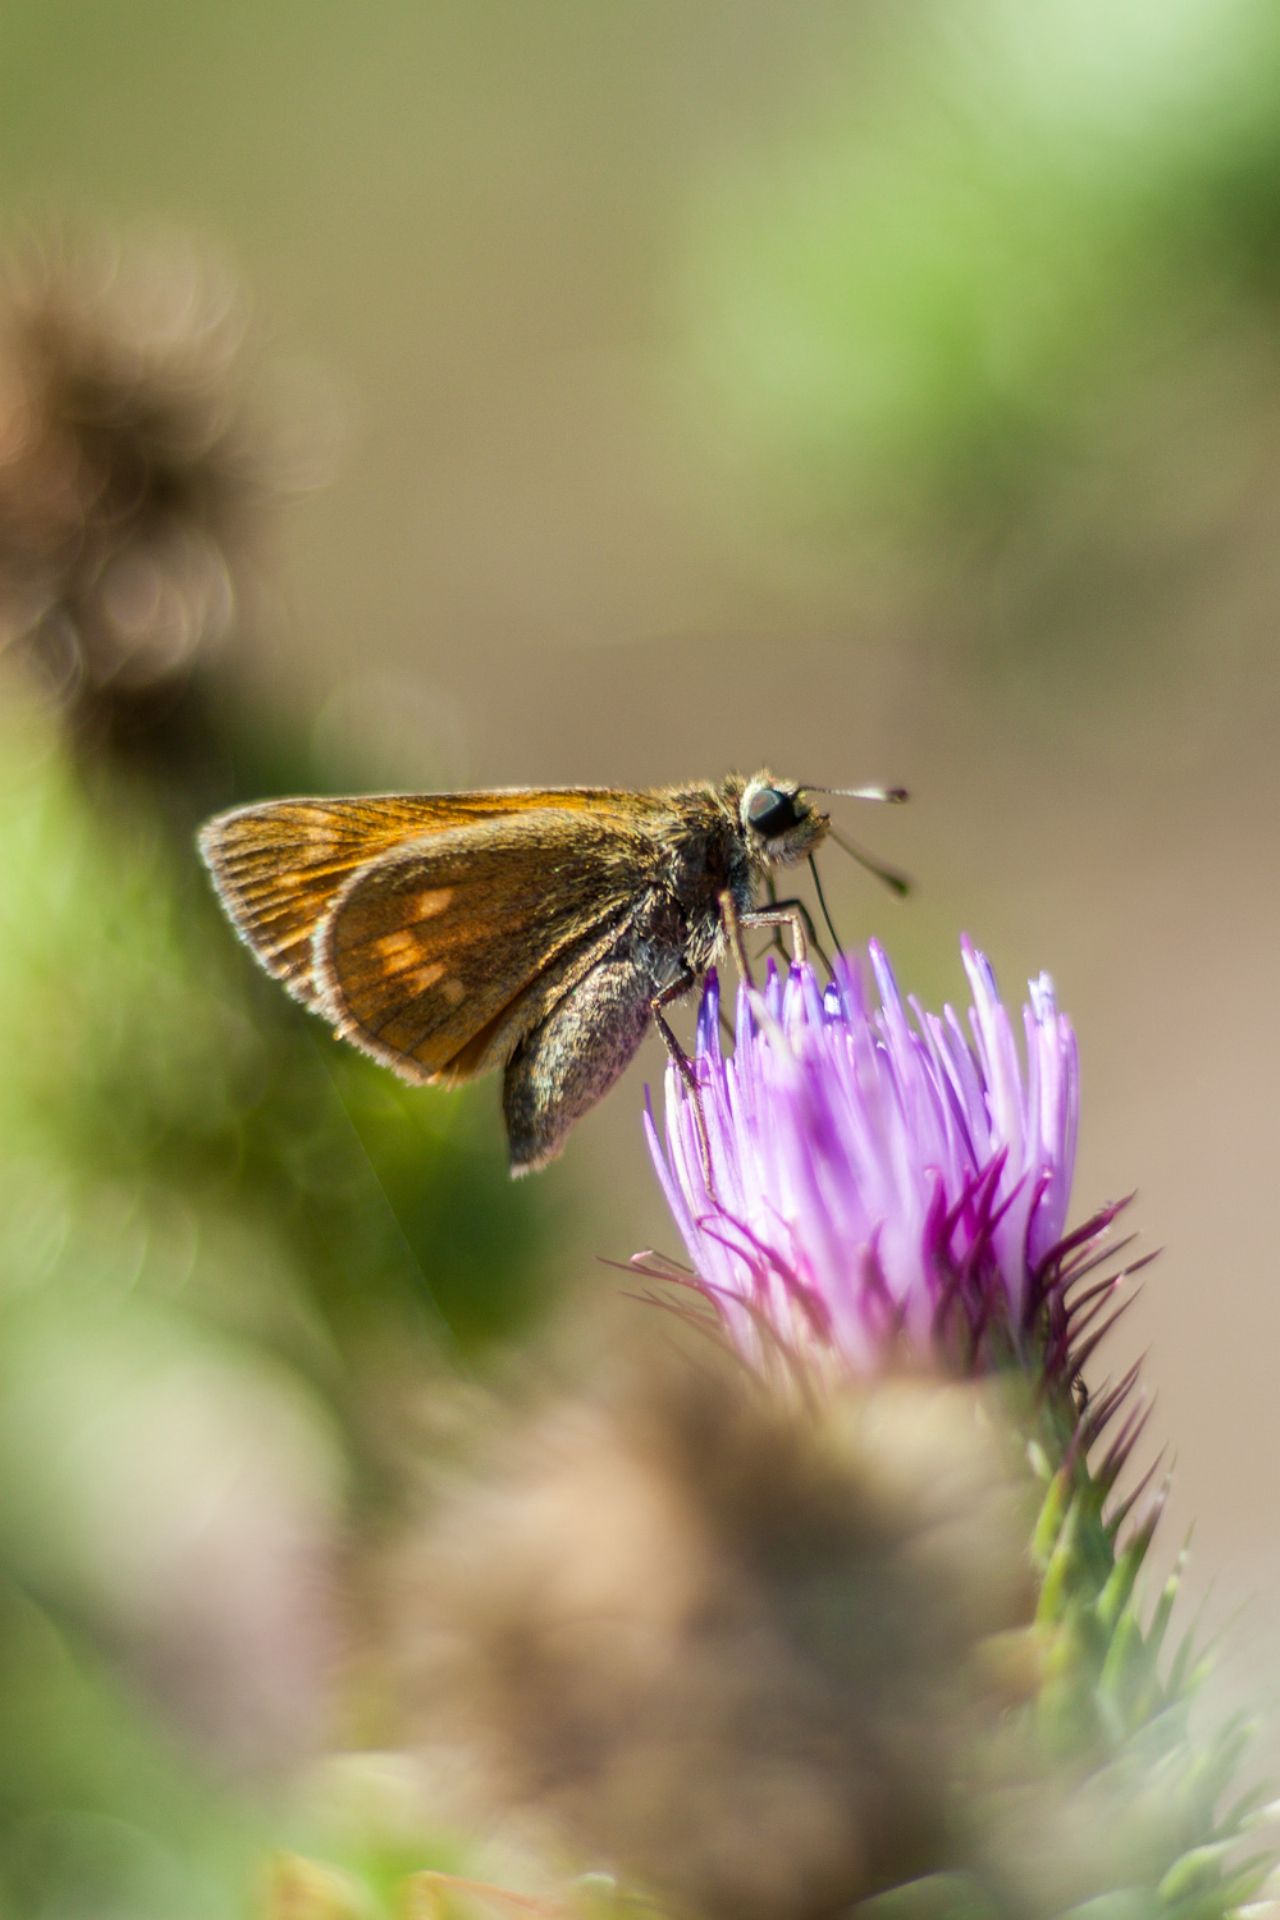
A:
655,785,754,979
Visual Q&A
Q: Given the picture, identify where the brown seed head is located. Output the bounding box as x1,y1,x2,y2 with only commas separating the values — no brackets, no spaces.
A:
387,1354,1035,1920
0,230,272,729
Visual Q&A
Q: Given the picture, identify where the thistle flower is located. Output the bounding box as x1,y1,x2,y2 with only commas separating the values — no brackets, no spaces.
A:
646,937,1133,1391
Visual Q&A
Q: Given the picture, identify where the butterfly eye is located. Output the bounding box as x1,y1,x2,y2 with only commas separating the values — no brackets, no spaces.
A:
746,786,803,838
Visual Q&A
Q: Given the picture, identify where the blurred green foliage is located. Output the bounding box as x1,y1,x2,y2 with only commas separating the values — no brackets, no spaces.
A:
0,692,560,1916
0,698,560,1386
686,0,1280,526
675,0,1280,711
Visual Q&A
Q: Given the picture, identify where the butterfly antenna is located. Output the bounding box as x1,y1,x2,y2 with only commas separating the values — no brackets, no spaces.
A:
829,826,912,899
806,784,910,804
808,853,844,951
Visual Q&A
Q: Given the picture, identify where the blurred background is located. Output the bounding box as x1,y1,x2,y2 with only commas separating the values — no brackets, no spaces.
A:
1,0,1279,1912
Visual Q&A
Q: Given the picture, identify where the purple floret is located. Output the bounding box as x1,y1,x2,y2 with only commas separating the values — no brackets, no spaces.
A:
644,937,1134,1386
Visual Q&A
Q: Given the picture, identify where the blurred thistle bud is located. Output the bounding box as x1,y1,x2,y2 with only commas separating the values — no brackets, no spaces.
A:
388,1353,1034,1920
259,1853,374,1920
0,230,279,747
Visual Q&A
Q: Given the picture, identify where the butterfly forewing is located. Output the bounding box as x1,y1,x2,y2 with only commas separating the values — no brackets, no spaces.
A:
314,810,648,1083
198,788,642,1007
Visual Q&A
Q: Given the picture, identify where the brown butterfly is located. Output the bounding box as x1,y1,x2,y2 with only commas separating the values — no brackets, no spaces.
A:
198,773,907,1175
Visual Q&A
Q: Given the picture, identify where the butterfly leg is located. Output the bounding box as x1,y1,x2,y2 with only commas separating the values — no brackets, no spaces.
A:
763,897,832,975
717,893,830,1071
719,891,828,979
746,901,831,974
760,874,790,970
757,878,835,977
650,968,719,1202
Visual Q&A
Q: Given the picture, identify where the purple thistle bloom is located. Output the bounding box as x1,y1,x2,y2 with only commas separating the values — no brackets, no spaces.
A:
644,938,1136,1386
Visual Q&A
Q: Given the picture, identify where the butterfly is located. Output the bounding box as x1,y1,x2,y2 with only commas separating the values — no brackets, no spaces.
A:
199,772,906,1173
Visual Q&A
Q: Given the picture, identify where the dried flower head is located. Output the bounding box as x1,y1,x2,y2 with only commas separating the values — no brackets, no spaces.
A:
0,232,270,727
646,938,1137,1393
391,1355,1033,1920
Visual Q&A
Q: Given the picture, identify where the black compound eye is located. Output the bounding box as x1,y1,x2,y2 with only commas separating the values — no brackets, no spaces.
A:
746,786,802,838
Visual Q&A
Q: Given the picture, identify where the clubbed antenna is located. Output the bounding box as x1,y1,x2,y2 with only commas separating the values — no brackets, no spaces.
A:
806,784,910,803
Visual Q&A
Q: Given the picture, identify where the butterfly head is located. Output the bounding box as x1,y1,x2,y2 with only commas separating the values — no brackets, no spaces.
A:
739,772,830,869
